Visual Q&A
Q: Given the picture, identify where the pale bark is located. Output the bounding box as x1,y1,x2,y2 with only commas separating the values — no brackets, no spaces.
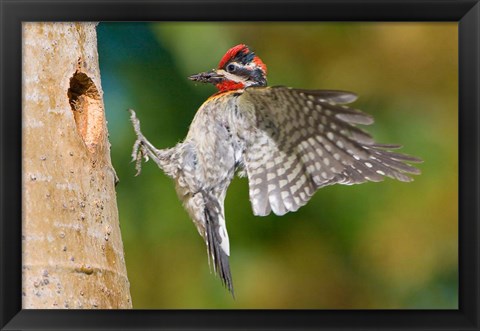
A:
22,22,132,309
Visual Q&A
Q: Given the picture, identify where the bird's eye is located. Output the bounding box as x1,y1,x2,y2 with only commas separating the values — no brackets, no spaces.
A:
226,63,236,73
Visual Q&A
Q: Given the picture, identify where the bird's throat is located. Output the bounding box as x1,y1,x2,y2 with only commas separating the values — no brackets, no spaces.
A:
216,80,245,92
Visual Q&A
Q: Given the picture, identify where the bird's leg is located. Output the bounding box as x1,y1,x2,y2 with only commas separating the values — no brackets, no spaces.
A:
129,109,170,176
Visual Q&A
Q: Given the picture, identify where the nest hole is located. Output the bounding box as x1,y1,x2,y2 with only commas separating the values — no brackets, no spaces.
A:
67,71,104,153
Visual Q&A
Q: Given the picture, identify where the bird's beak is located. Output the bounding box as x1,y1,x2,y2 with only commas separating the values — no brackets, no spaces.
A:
188,70,224,85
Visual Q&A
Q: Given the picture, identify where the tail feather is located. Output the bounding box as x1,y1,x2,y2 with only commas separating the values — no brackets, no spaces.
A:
203,194,234,297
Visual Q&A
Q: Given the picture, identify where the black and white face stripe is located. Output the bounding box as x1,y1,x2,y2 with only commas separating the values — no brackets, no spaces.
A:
219,62,267,87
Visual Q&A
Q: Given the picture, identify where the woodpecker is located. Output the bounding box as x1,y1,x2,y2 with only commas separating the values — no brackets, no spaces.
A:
130,44,422,296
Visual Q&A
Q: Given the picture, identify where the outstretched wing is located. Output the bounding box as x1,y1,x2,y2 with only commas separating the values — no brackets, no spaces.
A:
236,86,422,216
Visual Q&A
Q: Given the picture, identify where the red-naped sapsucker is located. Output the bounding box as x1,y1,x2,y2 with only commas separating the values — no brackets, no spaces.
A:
130,44,422,295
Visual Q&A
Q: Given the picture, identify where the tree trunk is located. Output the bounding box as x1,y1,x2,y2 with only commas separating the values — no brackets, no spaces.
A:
22,22,132,309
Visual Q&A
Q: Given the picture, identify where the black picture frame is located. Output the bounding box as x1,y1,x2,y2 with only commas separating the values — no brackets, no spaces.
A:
1,0,478,330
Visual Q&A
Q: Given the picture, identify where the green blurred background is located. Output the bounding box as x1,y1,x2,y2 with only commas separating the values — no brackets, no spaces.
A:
96,22,458,309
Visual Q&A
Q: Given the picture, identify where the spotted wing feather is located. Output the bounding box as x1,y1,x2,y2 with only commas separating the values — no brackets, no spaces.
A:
238,86,422,216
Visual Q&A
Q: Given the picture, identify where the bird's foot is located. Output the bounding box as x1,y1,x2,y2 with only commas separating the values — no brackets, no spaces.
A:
129,109,164,176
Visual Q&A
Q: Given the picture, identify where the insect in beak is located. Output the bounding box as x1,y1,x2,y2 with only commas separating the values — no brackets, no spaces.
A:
188,70,224,85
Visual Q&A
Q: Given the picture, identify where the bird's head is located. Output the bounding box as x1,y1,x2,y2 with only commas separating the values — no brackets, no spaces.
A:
188,44,267,92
